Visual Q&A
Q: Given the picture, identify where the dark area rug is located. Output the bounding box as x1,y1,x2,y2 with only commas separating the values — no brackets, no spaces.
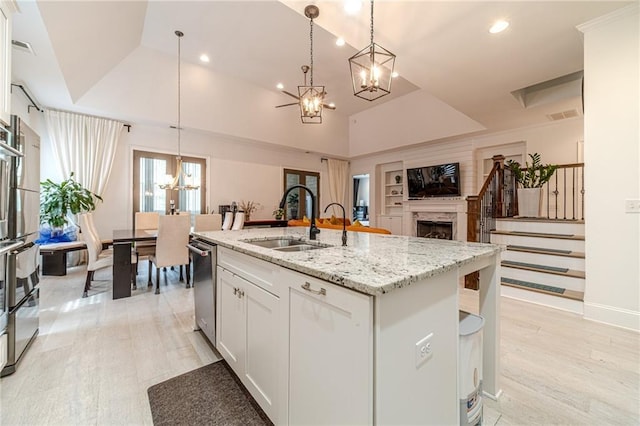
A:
147,360,272,426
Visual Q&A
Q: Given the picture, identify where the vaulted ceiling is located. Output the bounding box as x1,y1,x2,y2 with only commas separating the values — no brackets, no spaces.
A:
10,1,632,157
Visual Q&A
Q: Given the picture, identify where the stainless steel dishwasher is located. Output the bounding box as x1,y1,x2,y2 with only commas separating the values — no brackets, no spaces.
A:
188,238,216,346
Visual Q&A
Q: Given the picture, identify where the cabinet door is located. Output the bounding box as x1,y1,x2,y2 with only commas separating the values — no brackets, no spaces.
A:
389,216,403,235
216,267,245,373
244,281,279,420
288,276,373,425
379,215,403,235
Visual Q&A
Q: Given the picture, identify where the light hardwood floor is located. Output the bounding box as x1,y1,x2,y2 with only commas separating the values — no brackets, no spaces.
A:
1,262,638,425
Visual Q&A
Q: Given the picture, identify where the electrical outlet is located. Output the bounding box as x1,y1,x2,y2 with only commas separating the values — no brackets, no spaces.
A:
625,199,640,213
415,333,434,368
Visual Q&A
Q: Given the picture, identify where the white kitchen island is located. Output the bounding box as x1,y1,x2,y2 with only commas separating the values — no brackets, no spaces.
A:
192,227,502,425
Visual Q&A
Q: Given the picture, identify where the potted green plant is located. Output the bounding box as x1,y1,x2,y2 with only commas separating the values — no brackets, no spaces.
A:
272,207,285,220
287,192,299,219
507,153,558,217
40,172,103,239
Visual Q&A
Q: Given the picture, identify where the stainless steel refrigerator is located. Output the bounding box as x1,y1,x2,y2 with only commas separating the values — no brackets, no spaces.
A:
1,115,41,377
0,122,24,373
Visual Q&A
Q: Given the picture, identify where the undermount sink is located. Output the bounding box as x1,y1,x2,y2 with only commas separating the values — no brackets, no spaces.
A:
243,237,331,252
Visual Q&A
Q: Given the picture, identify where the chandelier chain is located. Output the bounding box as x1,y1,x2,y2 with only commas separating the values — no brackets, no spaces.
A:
370,0,374,46
309,17,314,86
177,31,181,158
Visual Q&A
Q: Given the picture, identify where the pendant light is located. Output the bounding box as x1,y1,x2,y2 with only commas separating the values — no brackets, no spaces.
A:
159,30,199,191
348,0,396,101
298,5,325,124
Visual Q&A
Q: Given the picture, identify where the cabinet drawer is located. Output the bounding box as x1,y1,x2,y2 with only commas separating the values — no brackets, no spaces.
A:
218,247,280,297
282,268,372,314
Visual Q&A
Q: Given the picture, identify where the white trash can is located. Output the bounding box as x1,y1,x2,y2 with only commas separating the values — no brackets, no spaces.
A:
459,310,484,426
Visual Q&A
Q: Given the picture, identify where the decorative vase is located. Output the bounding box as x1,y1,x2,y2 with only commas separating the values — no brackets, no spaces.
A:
517,188,542,217
395,175,401,184
245,213,251,222
275,215,283,220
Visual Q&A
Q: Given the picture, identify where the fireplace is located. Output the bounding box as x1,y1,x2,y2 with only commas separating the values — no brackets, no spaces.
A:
411,210,458,240
416,220,454,240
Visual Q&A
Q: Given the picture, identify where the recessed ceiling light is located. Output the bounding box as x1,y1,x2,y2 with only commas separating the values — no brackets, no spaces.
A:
276,83,284,90
489,20,509,34
336,37,345,47
391,71,399,78
344,0,362,15
328,102,336,108
199,54,210,63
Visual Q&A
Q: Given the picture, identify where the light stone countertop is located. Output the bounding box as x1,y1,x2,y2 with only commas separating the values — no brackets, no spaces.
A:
192,227,501,296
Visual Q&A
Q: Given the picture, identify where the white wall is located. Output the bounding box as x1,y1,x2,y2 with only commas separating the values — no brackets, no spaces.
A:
36,120,331,238
11,90,46,138
350,118,583,236
348,89,486,157
580,5,639,331
78,46,350,158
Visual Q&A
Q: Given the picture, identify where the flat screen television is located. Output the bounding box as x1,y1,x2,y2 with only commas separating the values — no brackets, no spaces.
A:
406,162,461,199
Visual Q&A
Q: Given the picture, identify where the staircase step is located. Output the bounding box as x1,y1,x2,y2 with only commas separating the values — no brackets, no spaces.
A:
501,260,585,279
495,218,584,235
497,218,584,224
507,245,585,259
501,277,584,301
491,233,585,253
491,230,584,240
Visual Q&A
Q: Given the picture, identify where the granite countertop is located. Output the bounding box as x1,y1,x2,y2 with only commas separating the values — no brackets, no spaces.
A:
192,227,501,296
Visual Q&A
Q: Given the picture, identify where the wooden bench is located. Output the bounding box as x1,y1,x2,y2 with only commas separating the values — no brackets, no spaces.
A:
39,241,87,276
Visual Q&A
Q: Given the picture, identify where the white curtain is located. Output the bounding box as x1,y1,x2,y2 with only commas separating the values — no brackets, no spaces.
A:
326,158,349,216
44,109,123,196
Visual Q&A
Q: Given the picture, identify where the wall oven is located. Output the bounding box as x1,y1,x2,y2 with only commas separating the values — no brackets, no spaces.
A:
0,123,21,333
1,116,40,377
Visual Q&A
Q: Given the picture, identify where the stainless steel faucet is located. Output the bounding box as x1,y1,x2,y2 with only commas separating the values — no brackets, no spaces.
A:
324,202,347,246
279,185,320,240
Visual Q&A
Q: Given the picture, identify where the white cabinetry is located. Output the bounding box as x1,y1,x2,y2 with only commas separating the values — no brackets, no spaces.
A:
0,1,15,125
216,246,373,425
285,270,373,425
378,214,403,235
216,264,280,421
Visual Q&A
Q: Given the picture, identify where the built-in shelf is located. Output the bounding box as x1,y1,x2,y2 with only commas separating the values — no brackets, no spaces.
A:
383,168,403,215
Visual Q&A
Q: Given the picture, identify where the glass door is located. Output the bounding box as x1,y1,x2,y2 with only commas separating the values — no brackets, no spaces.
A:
352,174,370,224
283,169,320,220
133,150,206,225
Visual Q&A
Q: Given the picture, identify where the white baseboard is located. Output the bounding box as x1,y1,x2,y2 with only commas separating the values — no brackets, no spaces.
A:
583,302,640,332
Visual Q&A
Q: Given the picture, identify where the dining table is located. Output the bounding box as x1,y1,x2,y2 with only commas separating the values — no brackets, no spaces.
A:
112,228,157,299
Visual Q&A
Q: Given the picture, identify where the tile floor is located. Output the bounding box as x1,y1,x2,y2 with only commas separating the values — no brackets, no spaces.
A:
0,261,638,425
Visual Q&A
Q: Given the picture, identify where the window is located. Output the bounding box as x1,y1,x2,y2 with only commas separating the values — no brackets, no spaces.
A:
133,150,206,224
283,169,320,220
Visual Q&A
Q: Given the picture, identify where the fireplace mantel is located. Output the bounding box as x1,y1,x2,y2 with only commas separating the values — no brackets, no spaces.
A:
403,200,467,240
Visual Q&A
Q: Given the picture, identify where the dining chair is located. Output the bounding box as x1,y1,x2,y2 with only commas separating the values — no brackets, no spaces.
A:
194,213,222,232
231,212,245,230
221,211,234,230
79,213,137,298
148,214,191,294
134,211,159,279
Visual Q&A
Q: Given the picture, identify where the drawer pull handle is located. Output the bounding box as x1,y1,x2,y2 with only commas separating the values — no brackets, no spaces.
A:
302,282,326,296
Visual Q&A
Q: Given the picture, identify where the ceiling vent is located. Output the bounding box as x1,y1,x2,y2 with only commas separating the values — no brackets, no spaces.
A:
12,39,35,55
511,71,583,109
547,109,581,121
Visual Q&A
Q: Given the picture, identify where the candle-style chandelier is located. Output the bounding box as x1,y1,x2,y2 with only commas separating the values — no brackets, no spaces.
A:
348,0,396,101
159,30,199,190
